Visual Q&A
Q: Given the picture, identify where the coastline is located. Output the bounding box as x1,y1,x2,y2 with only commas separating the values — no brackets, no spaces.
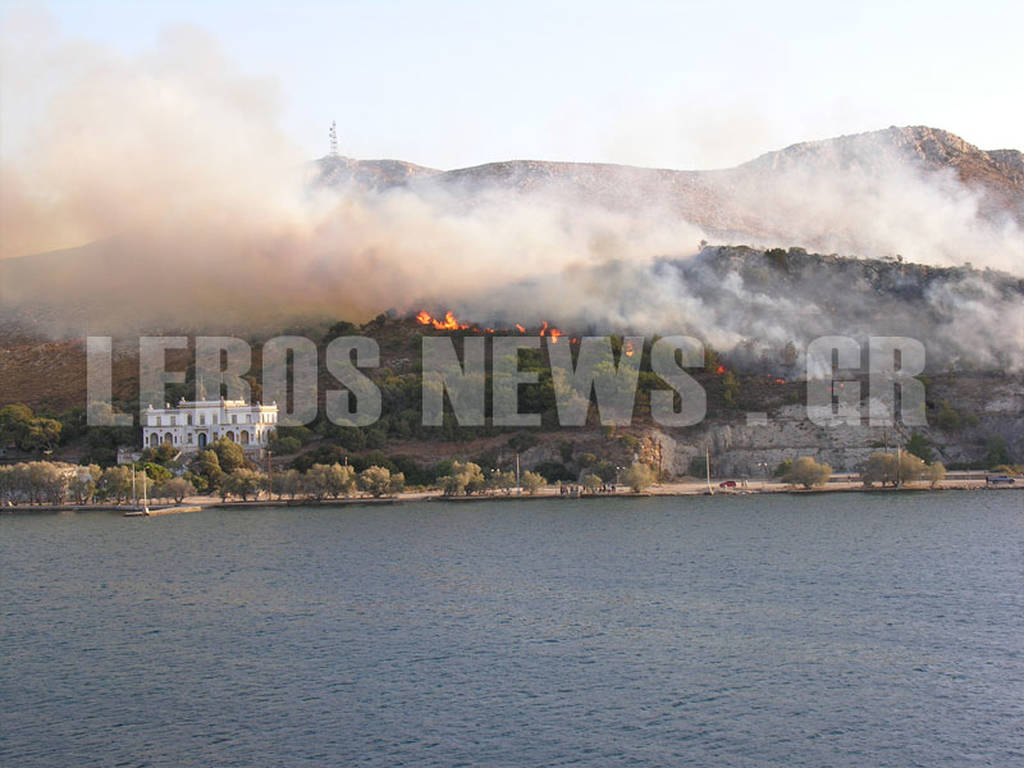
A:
2,477,1018,516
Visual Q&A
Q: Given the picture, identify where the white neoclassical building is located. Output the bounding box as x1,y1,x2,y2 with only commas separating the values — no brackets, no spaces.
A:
142,398,278,454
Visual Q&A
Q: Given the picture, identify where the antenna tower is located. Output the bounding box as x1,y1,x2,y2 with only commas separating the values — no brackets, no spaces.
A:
328,120,339,157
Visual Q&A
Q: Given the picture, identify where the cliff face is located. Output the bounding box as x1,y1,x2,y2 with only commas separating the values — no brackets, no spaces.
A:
646,373,1024,477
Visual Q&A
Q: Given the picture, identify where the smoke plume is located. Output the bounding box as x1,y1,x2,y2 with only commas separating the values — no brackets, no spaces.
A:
1,17,1021,372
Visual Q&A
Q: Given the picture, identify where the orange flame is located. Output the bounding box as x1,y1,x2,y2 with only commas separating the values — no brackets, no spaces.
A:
416,310,469,330
539,320,549,336
774,378,785,384
515,323,526,333
624,341,635,357
549,328,563,343
716,365,726,375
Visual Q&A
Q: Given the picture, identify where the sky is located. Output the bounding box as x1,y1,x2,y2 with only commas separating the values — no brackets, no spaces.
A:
2,0,1022,170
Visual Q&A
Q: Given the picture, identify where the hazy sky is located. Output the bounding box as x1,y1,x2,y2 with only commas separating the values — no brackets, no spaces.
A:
3,0,1022,170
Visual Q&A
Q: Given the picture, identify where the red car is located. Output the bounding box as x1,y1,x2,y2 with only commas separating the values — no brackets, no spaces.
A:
718,480,737,488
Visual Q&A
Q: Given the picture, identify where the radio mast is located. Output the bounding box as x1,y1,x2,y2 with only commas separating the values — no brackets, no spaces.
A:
328,121,339,157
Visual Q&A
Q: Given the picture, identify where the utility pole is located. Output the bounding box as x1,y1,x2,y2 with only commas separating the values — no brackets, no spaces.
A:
266,449,273,500
515,453,521,496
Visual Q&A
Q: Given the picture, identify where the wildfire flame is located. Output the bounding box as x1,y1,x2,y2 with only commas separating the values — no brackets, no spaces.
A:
774,378,786,384
415,311,565,341
416,310,469,330
716,365,726,375
624,341,635,357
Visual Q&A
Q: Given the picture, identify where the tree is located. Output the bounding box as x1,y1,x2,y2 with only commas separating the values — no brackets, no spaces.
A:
210,438,245,472
487,470,515,495
68,464,102,504
0,404,33,445
861,451,925,487
25,461,69,504
359,465,394,497
438,461,485,496
581,473,602,493
268,435,302,455
159,477,195,503
936,401,962,432
271,468,303,500
898,452,926,484
925,462,946,489
98,465,134,503
985,436,1010,467
622,462,656,493
783,456,832,488
143,441,178,466
905,432,934,462
306,463,355,499
520,471,545,495
18,418,62,452
862,452,897,487
222,468,266,501
191,450,223,490
721,370,740,408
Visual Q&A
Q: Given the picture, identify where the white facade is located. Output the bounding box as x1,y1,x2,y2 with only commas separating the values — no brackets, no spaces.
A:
142,398,277,454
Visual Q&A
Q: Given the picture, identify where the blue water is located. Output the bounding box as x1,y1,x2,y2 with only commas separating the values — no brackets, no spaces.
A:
2,492,1022,767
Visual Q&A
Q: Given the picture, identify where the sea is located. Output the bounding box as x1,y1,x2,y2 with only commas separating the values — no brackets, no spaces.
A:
2,492,1021,767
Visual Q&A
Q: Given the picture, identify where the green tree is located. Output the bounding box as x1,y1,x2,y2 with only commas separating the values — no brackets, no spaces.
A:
68,464,102,504
622,462,656,493
520,471,545,495
269,468,302,499
159,476,195,503
98,465,134,503
581,473,602,493
438,461,485,496
222,468,266,501
985,436,1010,467
783,456,832,488
0,404,33,446
306,463,356,499
191,450,223,490
936,401,962,432
210,438,245,472
905,432,934,462
359,465,394,497
721,370,740,408
487,470,516,495
773,459,793,478
19,418,62,452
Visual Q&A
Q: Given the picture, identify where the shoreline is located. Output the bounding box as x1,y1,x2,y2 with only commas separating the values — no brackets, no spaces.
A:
2,479,1018,516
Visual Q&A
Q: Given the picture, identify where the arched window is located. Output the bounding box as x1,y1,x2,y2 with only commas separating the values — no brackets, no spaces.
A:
240,430,250,445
